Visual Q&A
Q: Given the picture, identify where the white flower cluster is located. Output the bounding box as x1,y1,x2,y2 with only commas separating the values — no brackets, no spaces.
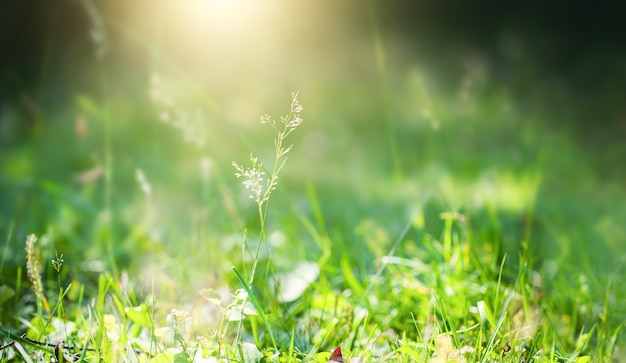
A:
234,92,303,206
233,155,267,204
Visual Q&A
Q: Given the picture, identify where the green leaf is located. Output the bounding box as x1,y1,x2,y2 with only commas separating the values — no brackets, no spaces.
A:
174,352,192,363
398,345,421,360
226,299,258,322
125,304,152,328
26,316,55,340
149,352,174,363
315,352,330,363
199,288,223,306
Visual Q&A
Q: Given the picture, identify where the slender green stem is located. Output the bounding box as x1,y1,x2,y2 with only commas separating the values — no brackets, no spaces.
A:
366,0,401,179
232,267,277,349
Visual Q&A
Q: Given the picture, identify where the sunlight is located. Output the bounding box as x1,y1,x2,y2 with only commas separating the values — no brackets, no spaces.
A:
178,0,263,37
147,0,290,76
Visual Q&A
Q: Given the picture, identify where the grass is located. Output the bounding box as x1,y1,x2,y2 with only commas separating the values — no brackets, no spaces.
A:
1,3,625,362
0,88,623,362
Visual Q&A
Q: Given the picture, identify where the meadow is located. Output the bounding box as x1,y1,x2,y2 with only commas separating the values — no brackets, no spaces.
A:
0,1,625,362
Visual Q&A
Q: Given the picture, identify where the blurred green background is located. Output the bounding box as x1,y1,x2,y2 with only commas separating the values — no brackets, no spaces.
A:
1,0,625,339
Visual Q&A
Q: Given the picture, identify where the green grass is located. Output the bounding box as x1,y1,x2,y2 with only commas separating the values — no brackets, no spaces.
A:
1,87,623,361
1,3,625,362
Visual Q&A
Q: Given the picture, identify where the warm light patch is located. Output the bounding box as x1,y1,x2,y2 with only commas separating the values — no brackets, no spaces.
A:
177,0,263,37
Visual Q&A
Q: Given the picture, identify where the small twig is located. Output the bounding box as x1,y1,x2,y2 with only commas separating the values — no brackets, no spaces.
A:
0,339,15,351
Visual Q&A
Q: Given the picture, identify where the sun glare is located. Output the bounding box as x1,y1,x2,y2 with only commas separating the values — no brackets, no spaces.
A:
177,0,267,39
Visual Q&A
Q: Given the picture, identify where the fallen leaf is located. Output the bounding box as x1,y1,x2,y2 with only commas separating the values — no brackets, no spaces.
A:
328,347,343,363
